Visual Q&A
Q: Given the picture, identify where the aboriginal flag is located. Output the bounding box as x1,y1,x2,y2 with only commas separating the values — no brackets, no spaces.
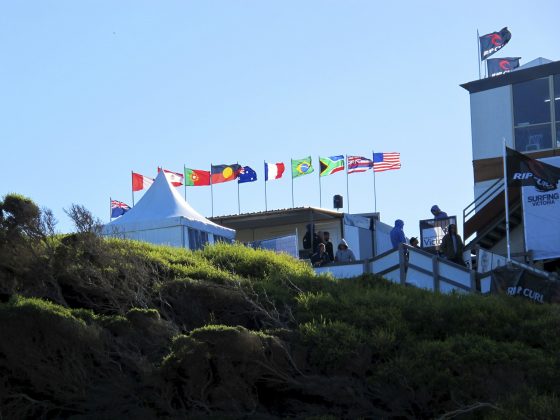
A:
211,164,242,184
480,27,511,60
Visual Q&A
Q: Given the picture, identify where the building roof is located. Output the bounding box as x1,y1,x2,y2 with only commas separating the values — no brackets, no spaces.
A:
210,207,344,231
461,58,560,94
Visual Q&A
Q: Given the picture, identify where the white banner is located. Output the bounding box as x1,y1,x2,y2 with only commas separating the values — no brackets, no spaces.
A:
522,157,560,261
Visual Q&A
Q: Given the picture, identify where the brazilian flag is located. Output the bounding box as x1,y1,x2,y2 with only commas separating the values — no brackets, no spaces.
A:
291,156,314,178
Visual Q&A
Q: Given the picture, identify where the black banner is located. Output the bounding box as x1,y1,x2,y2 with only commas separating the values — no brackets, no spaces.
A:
490,265,560,304
506,147,560,192
487,57,520,77
480,27,511,60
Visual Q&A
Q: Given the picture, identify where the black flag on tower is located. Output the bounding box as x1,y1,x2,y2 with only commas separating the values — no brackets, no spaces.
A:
480,27,511,60
487,57,520,77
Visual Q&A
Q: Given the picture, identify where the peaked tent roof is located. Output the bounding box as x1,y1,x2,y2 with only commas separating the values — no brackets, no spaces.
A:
105,171,235,238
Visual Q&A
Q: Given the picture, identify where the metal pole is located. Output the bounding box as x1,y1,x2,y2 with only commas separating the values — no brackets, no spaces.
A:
503,139,511,261
318,155,322,208
372,151,377,213
291,159,294,208
345,155,350,213
109,197,112,221
131,171,135,206
477,29,482,79
264,161,268,211
183,164,187,200
210,164,214,217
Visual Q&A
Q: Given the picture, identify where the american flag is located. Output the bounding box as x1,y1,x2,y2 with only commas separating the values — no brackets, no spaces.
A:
373,152,401,172
347,156,373,174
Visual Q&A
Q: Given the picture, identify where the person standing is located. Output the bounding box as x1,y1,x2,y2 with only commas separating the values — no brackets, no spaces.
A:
409,237,420,248
335,239,356,263
439,224,465,266
430,205,448,220
390,219,406,249
322,231,335,261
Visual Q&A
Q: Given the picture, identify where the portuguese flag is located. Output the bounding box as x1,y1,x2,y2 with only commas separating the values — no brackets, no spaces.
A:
184,168,211,186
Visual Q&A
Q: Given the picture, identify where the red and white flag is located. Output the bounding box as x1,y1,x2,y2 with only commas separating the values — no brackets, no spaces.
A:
132,172,154,192
158,167,184,187
265,162,285,181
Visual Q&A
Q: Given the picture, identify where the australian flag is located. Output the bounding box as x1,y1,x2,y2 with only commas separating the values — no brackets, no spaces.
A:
487,57,520,77
480,27,511,60
238,166,258,184
111,200,131,218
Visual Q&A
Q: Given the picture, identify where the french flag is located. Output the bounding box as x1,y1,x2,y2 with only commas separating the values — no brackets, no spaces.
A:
265,162,285,181
132,172,154,192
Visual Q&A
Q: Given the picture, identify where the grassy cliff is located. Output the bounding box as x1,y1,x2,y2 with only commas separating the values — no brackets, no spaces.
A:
1,194,560,419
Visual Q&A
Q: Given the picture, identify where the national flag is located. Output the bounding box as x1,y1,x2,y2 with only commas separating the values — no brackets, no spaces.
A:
291,156,314,178
265,162,285,181
211,164,242,184
238,166,258,184
347,156,373,174
132,172,154,192
487,57,520,77
111,200,131,218
373,152,401,172
158,167,184,187
506,147,560,192
480,27,511,60
319,155,345,177
184,168,211,186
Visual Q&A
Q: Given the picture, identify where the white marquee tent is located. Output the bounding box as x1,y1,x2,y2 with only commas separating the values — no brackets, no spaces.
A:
102,171,235,249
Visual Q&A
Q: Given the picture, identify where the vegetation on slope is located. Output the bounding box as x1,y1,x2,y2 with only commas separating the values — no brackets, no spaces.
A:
1,193,560,419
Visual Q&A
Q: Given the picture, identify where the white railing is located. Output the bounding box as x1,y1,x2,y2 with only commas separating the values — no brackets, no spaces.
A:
315,244,476,293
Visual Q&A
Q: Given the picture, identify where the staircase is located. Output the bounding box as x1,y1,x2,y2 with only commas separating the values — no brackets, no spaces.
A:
463,178,523,249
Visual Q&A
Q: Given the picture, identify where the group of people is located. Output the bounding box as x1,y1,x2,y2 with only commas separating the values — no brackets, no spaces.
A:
303,224,356,267
390,205,466,266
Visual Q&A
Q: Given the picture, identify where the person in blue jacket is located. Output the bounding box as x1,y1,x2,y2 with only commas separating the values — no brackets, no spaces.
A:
430,205,448,220
390,219,406,249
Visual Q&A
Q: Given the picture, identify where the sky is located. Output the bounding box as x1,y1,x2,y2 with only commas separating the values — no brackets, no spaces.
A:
1,1,559,240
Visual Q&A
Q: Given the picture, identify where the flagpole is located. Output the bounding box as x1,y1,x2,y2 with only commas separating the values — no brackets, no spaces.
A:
291,159,294,208
237,179,241,215
503,139,511,261
318,156,322,208
210,164,214,218
264,161,268,212
109,197,112,221
131,171,135,206
345,155,350,213
372,151,377,213
477,29,481,79
183,164,187,200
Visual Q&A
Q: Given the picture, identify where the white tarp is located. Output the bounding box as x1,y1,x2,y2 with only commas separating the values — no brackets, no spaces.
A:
522,156,560,260
103,171,235,247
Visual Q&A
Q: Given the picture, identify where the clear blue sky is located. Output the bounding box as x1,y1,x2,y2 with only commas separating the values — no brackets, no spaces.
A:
1,1,559,239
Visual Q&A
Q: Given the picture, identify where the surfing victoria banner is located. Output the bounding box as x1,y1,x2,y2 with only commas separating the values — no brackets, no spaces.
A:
506,148,560,260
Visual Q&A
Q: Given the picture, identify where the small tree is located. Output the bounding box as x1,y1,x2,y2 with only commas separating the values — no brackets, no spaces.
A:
64,204,103,235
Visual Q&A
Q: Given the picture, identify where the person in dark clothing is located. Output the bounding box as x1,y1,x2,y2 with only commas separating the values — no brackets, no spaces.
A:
310,243,331,267
322,231,334,261
303,223,322,253
440,224,465,265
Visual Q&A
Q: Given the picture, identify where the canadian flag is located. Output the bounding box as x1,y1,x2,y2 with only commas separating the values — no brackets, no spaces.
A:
158,167,184,187
132,172,154,192
265,162,285,181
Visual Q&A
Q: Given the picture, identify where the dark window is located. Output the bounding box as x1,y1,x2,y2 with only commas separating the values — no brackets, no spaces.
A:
515,124,552,152
555,74,560,121
188,228,208,250
557,122,560,148
513,78,551,126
